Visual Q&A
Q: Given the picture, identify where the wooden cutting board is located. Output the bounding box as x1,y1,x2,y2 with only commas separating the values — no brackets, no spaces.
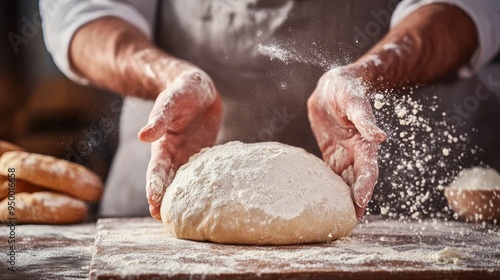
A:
0,223,95,280
89,216,500,279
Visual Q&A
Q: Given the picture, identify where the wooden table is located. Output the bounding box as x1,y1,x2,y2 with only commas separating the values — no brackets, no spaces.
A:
1,216,499,279
0,223,95,279
89,217,500,279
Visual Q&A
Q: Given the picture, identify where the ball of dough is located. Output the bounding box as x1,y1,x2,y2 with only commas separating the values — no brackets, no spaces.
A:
161,141,357,245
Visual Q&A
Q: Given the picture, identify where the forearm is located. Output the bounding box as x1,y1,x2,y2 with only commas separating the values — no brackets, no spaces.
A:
69,17,194,99
351,3,478,91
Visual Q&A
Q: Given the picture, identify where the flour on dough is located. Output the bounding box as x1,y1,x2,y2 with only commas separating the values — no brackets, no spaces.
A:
160,141,357,245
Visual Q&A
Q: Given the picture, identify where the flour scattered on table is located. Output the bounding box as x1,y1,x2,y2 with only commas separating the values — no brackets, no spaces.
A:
429,247,468,266
90,218,500,278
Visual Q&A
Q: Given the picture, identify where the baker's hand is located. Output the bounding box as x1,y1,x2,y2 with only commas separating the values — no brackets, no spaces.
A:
138,69,223,220
307,66,386,220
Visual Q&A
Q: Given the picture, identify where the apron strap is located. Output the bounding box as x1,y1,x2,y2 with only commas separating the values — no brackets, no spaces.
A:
153,0,162,45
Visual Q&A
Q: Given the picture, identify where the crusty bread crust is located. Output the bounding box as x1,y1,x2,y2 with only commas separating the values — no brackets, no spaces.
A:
0,151,103,202
0,176,45,200
0,191,88,224
0,141,24,157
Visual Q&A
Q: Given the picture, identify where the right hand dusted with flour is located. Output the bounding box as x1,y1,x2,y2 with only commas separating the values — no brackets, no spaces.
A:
307,66,386,220
139,68,222,221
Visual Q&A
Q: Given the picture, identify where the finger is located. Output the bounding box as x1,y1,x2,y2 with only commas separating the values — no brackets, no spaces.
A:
146,137,175,210
139,78,217,143
354,205,366,220
150,205,162,221
324,144,354,176
341,166,367,220
341,165,355,187
346,97,386,144
138,89,178,143
352,140,379,211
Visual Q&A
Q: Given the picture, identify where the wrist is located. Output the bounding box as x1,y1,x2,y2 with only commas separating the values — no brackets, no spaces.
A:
344,3,478,94
346,58,392,94
322,64,380,98
117,45,198,99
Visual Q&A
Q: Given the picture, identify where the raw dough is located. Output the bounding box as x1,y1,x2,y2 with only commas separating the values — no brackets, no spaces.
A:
161,141,357,245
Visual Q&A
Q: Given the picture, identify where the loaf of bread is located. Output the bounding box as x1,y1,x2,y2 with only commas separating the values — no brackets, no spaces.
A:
0,176,45,200
0,141,24,157
0,192,88,224
0,151,103,202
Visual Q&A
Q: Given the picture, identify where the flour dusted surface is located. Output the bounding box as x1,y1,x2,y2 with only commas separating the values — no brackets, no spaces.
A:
160,141,357,245
90,217,500,278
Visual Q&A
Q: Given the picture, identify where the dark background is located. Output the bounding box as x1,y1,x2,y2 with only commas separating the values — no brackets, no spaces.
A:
1,1,121,219
0,1,120,179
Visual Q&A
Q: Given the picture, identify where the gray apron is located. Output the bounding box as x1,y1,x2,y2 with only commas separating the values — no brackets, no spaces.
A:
157,0,393,153
101,0,500,218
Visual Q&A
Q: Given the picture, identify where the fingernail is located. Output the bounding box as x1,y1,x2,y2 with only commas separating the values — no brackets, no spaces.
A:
355,189,371,208
367,128,385,142
355,197,365,208
356,206,366,220
376,129,387,141
141,123,154,133
148,175,165,205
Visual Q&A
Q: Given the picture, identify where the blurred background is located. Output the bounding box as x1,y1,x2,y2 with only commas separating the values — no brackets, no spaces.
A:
1,1,122,218
0,1,120,182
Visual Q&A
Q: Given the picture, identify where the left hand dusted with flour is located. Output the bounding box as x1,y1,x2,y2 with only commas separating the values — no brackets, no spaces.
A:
308,66,386,220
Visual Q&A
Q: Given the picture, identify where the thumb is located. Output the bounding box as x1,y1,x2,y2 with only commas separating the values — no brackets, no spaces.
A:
138,90,177,143
145,137,176,210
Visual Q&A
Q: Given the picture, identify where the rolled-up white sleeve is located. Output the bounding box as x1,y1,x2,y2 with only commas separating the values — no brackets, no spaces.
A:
391,0,500,78
40,0,152,85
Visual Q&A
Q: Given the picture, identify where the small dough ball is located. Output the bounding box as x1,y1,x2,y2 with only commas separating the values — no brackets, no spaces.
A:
161,141,357,245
